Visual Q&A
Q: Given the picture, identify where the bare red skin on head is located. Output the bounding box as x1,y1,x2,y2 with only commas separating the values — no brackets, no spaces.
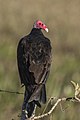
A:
34,20,48,31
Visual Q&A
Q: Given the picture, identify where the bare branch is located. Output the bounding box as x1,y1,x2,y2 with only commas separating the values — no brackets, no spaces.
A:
29,97,80,120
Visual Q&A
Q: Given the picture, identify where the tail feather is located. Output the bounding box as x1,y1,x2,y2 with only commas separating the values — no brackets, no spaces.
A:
21,85,46,119
21,90,35,119
26,101,35,117
40,84,46,103
21,89,41,119
21,101,35,120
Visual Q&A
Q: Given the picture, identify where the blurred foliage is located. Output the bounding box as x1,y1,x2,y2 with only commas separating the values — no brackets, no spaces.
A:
0,0,80,119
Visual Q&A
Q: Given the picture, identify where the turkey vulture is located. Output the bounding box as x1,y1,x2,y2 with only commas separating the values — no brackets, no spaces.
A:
17,20,52,119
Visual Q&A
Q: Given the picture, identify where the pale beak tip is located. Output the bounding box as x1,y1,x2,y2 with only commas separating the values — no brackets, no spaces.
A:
45,28,49,32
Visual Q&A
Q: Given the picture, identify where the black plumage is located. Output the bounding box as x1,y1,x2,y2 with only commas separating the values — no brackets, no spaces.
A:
17,22,52,119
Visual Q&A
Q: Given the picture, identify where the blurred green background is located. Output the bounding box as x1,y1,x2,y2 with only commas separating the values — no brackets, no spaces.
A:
0,0,80,120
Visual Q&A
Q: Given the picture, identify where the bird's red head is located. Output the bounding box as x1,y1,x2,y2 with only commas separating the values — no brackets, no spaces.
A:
33,20,48,32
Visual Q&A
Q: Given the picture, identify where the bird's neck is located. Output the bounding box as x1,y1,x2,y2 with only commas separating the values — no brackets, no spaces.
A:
30,28,44,36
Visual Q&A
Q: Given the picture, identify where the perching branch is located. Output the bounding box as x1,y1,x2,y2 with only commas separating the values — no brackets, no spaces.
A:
27,97,79,120
26,81,80,120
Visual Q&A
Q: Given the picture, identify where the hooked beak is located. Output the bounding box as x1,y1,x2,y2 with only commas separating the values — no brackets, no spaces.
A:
45,28,49,32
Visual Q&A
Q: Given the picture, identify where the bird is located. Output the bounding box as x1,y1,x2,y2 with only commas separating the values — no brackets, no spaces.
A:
17,20,52,119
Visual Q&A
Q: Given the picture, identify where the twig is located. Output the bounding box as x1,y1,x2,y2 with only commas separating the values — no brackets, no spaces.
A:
30,97,80,120
0,89,23,94
34,98,61,119
42,97,53,114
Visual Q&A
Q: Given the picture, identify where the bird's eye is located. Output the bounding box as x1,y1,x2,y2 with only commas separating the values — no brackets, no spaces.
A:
39,23,41,25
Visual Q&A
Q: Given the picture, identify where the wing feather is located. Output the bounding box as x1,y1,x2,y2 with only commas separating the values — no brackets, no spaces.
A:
17,37,35,86
17,35,52,102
